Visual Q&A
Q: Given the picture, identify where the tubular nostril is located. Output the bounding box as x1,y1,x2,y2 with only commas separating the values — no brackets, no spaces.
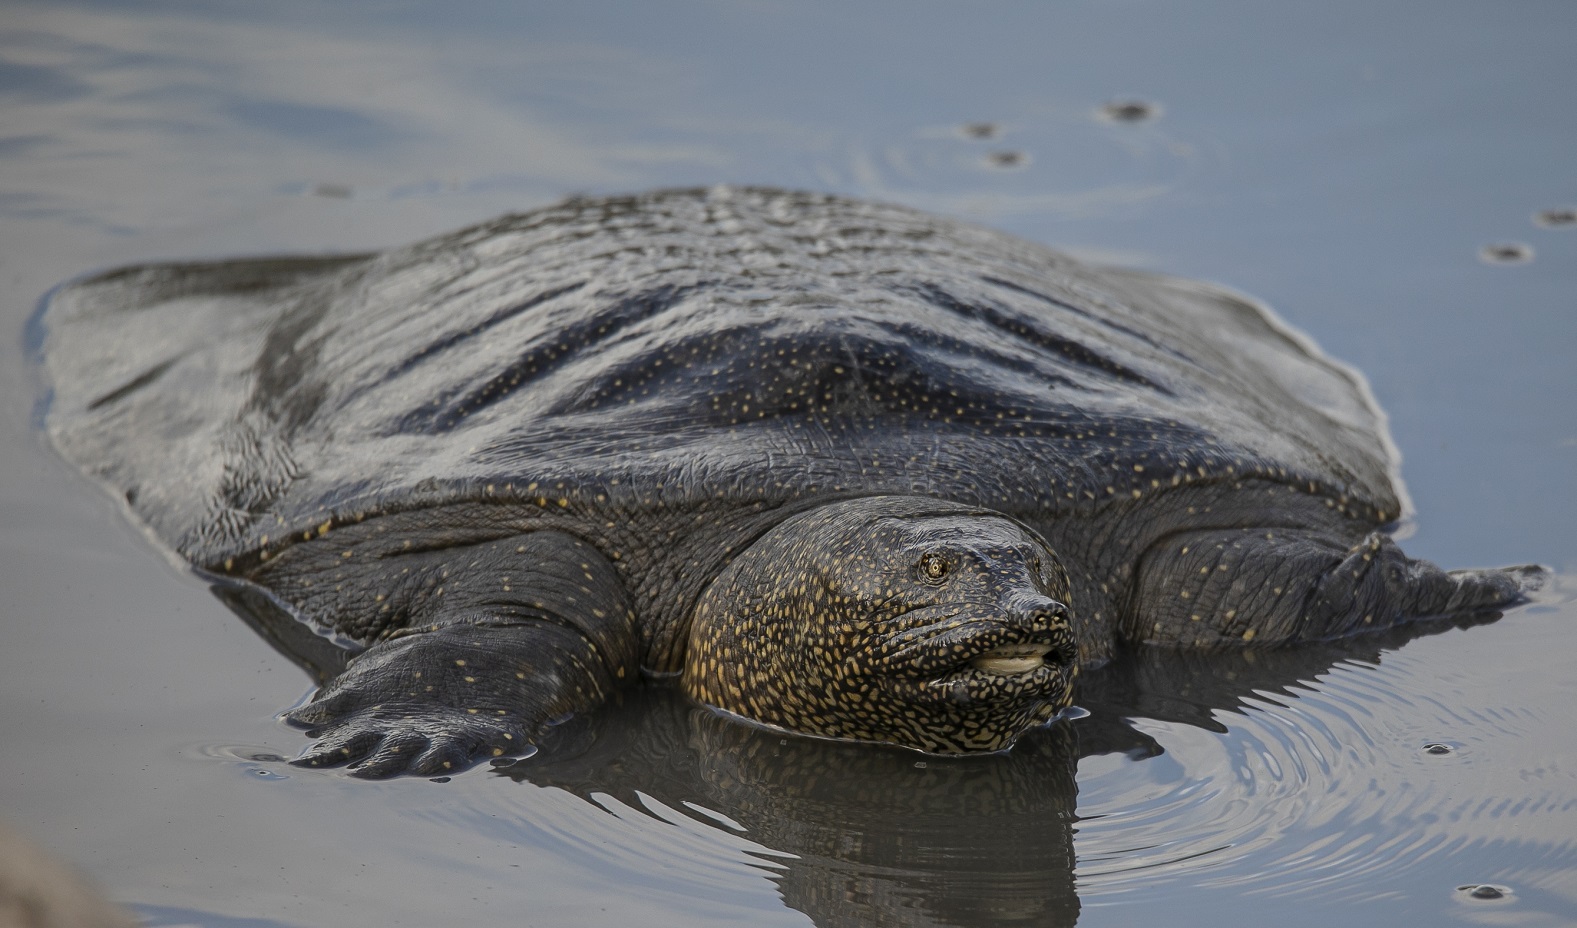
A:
1007,592,1067,620
1027,603,1070,631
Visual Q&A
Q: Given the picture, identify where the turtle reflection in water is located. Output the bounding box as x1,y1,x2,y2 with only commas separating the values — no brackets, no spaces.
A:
39,187,1535,778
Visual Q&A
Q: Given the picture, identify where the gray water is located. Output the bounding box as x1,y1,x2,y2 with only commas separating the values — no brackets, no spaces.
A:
2,2,1575,926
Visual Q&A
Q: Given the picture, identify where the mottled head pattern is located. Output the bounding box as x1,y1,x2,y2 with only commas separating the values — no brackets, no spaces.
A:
683,496,1077,753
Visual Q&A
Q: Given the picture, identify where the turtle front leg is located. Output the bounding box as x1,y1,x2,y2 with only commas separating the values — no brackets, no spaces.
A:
1125,528,1538,648
281,531,638,778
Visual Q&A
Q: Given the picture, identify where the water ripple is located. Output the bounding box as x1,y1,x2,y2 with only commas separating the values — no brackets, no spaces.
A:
1073,626,1577,900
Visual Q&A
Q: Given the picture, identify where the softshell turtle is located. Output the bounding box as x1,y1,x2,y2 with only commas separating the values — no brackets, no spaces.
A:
39,187,1530,777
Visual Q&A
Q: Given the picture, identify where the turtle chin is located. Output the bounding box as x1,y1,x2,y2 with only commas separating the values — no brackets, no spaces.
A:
865,607,1079,753
915,659,1077,753
682,495,1080,754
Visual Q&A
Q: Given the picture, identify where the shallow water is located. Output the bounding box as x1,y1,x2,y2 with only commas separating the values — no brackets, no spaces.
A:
2,2,1575,926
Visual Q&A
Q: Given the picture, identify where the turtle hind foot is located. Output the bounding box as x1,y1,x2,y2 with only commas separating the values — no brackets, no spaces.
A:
1448,563,1546,605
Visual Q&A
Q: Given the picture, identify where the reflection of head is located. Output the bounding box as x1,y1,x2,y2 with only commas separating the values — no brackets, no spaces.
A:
506,689,1081,928
684,496,1078,753
689,708,1081,928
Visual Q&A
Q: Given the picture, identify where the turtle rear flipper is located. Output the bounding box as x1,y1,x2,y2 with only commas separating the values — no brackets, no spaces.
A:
1126,528,1538,648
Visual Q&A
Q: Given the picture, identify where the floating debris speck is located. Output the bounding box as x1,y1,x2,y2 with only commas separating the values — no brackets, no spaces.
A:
1479,242,1534,265
983,150,1029,170
1099,100,1160,124
1534,207,1576,228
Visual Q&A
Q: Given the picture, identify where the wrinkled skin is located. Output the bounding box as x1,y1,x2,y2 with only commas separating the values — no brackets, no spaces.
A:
39,187,1535,776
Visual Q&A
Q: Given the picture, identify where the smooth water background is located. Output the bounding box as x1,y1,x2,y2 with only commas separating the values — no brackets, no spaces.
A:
1,2,1574,926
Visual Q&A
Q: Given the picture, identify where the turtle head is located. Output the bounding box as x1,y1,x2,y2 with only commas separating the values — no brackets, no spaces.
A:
683,496,1078,753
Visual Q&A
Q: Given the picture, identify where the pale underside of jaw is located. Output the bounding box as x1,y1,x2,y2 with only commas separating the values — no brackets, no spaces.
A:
969,642,1053,676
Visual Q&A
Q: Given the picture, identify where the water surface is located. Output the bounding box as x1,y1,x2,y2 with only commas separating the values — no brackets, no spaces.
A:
2,2,1574,926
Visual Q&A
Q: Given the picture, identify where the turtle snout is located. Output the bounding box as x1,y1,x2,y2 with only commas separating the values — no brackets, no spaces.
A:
1004,593,1076,667
1005,593,1070,630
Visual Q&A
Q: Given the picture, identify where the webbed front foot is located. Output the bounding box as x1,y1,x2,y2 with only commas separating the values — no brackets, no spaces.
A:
288,701,531,778
284,620,628,778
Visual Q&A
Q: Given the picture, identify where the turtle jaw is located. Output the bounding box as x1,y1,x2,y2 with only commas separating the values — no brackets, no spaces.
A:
971,642,1059,676
856,606,1079,753
874,602,1079,697
916,630,1077,720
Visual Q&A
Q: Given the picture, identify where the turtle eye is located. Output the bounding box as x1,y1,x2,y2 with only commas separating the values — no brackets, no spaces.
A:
918,551,951,583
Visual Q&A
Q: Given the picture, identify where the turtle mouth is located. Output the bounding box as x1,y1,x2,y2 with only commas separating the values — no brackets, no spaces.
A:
875,604,1077,690
940,629,1076,686
969,642,1059,676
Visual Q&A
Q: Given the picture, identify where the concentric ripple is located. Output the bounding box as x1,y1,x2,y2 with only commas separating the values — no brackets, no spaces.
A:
792,105,1204,225
1073,615,1577,901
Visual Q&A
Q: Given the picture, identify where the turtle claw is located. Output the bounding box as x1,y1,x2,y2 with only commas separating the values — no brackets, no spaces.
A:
279,622,617,776
288,701,530,778
410,741,474,778
291,727,382,769
344,731,432,779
